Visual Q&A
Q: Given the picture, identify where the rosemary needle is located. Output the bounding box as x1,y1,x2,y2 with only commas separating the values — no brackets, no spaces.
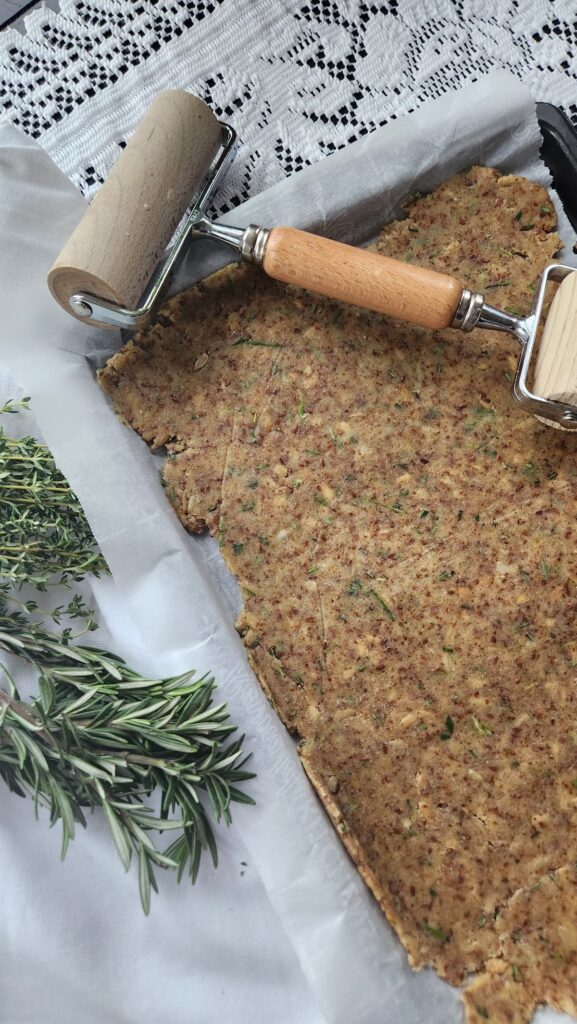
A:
0,399,254,911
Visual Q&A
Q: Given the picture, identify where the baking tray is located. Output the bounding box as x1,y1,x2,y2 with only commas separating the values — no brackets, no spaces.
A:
537,102,577,234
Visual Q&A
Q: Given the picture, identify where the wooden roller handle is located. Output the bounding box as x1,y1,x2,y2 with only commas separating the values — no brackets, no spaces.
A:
48,90,222,320
533,273,577,423
262,227,463,329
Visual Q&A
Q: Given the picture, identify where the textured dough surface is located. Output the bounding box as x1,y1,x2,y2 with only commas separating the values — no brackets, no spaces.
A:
99,167,577,1022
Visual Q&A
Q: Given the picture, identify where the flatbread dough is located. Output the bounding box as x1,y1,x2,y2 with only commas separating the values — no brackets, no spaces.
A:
100,167,577,1023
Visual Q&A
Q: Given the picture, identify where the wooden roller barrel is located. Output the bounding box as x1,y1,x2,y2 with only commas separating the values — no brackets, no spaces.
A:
48,90,222,321
533,272,577,427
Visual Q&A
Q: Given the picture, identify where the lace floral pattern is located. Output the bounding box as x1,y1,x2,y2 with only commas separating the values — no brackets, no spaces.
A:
1,0,576,214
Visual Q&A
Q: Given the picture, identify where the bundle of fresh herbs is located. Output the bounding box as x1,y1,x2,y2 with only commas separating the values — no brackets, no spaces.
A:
0,398,254,912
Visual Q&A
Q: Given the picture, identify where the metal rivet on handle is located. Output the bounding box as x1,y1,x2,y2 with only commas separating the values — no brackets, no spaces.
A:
69,296,93,318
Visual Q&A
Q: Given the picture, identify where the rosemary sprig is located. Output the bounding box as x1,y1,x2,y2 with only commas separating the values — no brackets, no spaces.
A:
0,618,254,912
0,399,254,911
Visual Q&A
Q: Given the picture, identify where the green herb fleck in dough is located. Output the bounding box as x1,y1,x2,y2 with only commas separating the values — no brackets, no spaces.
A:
440,715,455,741
424,923,450,943
366,589,395,620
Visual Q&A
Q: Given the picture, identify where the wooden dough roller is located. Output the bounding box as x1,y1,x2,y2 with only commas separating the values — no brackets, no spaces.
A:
48,90,577,430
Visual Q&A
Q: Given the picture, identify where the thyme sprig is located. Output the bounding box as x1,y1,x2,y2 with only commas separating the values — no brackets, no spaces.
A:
0,399,254,911
0,400,107,588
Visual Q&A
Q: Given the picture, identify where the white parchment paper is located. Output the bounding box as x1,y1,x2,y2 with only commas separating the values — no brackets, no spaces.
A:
1,70,575,1024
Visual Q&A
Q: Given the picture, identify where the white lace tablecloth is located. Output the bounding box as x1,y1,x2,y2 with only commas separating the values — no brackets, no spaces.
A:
1,6,577,1024
1,0,577,214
